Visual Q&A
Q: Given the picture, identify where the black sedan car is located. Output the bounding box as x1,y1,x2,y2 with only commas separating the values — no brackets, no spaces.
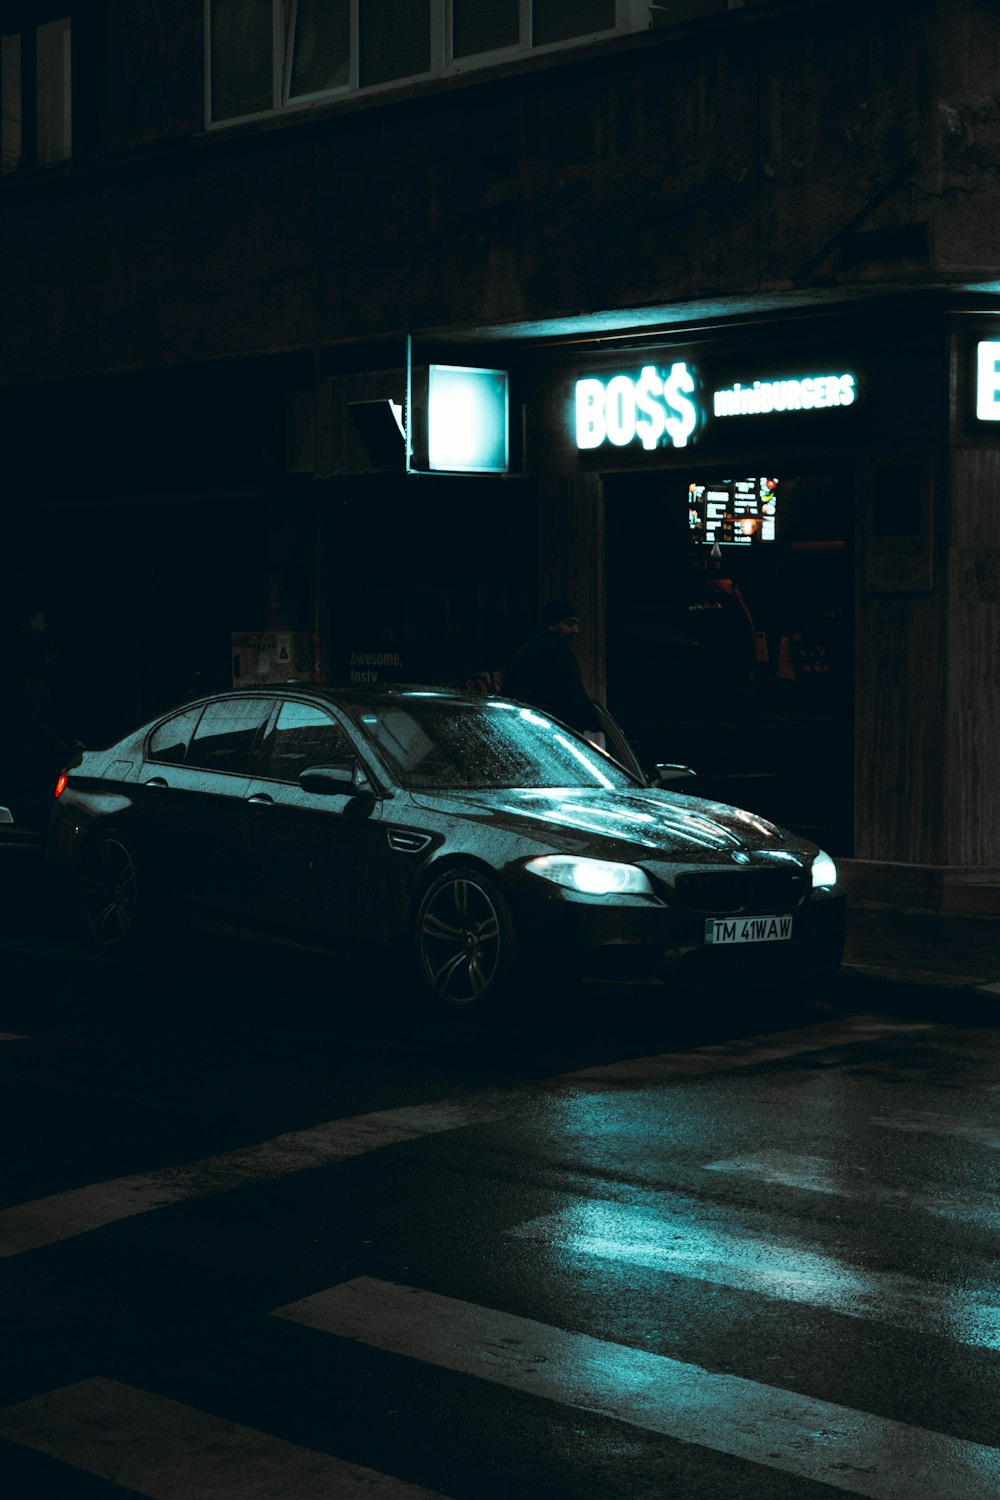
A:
47,684,844,1009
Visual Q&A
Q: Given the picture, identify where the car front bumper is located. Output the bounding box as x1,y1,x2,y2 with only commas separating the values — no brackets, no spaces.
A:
511,880,845,993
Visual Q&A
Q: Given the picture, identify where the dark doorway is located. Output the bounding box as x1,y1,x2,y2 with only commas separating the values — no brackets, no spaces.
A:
605,468,854,855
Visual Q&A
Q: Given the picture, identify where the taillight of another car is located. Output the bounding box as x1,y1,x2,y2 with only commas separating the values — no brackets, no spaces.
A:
54,771,69,799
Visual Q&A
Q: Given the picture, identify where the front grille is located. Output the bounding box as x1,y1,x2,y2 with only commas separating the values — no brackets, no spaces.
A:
676,868,806,915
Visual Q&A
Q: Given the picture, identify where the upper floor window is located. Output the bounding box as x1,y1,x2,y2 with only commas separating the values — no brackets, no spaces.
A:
206,0,636,126
1,15,71,172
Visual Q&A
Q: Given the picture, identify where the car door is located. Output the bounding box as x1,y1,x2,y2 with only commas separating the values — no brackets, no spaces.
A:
140,695,274,921
240,698,388,946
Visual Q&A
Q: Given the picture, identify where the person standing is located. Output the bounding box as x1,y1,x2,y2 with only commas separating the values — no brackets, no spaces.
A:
504,598,606,748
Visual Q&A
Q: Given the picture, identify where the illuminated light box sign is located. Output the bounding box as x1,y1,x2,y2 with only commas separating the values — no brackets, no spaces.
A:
574,362,860,453
428,364,509,472
976,341,1000,420
689,477,778,547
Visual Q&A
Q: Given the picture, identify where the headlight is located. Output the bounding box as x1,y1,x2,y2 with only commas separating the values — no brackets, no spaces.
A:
525,855,654,896
811,849,838,889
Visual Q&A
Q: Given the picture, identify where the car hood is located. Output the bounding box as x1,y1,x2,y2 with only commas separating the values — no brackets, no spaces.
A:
408,786,812,861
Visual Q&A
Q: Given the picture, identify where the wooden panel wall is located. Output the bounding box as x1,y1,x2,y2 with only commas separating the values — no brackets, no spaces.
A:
853,460,949,864
946,448,1000,865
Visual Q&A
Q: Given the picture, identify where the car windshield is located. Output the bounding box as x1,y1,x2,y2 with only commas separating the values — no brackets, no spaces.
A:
352,698,638,792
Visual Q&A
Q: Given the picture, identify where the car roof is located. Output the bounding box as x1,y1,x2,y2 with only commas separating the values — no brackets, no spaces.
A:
183,682,491,711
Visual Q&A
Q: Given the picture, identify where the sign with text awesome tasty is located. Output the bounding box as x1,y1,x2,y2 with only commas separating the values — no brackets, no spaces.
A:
574,362,859,453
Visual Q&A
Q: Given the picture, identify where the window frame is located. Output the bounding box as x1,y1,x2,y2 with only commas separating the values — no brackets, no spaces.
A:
183,694,276,777
205,0,645,128
257,697,357,783
1,13,71,174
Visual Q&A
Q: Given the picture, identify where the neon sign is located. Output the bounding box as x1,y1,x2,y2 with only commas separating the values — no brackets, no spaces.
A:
574,363,860,452
977,341,1000,421
576,364,698,451
713,373,856,416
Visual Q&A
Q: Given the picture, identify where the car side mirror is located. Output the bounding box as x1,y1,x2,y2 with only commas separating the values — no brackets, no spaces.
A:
299,762,359,795
653,763,697,787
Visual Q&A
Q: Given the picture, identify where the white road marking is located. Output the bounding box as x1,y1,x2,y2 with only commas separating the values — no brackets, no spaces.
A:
0,1378,449,1499
273,1276,1000,1500
704,1149,1000,1228
0,1013,939,1257
873,1111,1000,1150
560,1016,933,1082
0,1032,28,1042
0,1101,495,1257
508,1203,1000,1350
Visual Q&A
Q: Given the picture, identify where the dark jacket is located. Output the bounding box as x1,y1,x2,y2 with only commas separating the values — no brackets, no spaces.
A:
504,629,600,733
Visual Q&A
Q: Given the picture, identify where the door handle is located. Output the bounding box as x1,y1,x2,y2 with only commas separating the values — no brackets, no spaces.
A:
143,777,168,789
247,793,274,812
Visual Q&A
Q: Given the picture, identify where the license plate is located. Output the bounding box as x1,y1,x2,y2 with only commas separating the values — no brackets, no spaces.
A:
705,914,793,945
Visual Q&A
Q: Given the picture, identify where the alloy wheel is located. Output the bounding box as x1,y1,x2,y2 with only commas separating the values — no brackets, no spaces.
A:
418,873,503,1005
80,835,139,951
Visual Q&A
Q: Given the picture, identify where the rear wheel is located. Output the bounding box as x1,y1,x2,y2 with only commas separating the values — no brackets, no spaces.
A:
416,867,517,1010
78,830,143,956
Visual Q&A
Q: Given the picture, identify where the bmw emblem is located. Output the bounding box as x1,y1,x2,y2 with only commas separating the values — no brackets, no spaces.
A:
731,851,751,865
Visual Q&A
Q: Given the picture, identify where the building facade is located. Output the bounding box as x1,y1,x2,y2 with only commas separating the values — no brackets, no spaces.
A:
4,0,1000,903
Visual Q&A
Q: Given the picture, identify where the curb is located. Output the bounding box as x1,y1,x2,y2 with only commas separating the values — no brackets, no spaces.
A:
841,961,1000,995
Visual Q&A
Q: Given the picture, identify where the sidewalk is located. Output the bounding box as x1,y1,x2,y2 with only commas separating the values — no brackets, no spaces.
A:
843,905,1000,997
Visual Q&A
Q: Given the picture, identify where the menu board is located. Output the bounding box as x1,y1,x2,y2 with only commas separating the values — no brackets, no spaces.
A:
688,477,778,546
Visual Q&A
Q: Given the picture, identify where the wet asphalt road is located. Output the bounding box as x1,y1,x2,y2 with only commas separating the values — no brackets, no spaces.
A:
1,853,999,1499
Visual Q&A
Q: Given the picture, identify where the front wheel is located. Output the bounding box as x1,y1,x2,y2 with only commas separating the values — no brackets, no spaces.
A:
415,867,518,1010
78,830,144,957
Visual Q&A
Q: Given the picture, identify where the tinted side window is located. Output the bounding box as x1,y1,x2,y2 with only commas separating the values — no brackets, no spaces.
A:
263,701,353,782
186,698,274,775
147,706,204,765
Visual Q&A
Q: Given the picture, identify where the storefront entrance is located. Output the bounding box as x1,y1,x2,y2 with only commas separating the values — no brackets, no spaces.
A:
605,468,855,854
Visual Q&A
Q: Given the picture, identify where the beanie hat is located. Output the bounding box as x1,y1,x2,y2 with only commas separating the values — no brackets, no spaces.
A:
541,597,578,628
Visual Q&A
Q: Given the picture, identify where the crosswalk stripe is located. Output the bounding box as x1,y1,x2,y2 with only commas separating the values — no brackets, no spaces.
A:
272,1276,1000,1500
508,1203,1000,1349
0,1014,941,1259
704,1149,1000,1229
0,1378,449,1499
873,1110,1000,1150
0,1101,495,1257
559,1015,933,1082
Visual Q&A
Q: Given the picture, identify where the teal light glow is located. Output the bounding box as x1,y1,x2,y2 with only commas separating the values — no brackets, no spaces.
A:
977,341,1000,420
428,364,509,472
553,732,616,789
811,850,837,889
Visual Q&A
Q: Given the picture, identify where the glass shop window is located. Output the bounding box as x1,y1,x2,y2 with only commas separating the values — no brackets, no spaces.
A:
209,0,276,122
288,0,351,99
360,0,431,87
452,0,519,57
533,0,616,46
